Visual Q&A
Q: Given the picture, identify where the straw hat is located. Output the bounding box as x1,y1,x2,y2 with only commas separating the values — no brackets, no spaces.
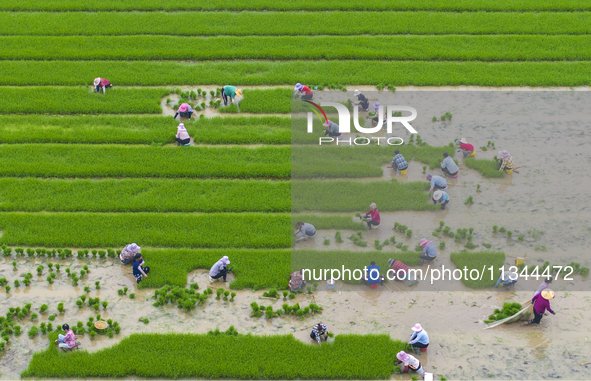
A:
459,138,468,144
93,78,101,86
353,89,361,96
433,190,443,201
541,289,555,300
322,120,332,127
235,89,243,97
94,321,108,330
411,323,423,332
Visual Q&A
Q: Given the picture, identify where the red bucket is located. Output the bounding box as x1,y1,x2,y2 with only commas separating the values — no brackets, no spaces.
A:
370,284,378,289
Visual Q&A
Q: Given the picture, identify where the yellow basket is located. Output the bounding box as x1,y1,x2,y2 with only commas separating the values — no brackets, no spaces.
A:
515,257,524,266
400,169,408,175
469,152,476,157
506,169,513,174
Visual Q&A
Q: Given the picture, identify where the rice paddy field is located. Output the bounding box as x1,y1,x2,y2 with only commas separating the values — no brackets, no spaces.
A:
1,1,591,380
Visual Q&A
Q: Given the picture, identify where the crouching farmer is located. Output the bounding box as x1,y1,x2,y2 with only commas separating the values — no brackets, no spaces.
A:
396,351,424,377
119,243,141,264
310,323,329,345
55,324,77,351
209,256,231,283
289,269,306,292
133,253,150,284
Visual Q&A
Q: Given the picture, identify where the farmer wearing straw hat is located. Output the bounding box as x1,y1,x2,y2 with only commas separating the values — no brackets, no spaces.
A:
496,150,514,172
395,351,424,376
389,149,409,171
526,289,556,325
119,243,141,264
426,174,447,193
432,190,450,210
409,323,430,354
221,85,243,106
174,103,193,120
352,89,369,111
419,238,437,264
93,77,112,94
455,138,475,157
294,83,314,100
323,120,342,138
361,203,380,230
440,152,459,177
209,256,231,283
175,123,191,146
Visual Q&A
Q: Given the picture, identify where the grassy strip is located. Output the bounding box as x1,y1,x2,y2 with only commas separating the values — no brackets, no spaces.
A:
0,115,291,144
0,87,166,114
0,213,290,249
0,178,290,212
2,60,591,86
450,251,505,288
292,144,450,178
3,0,589,11
2,35,591,61
22,332,405,379
292,180,435,212
464,157,506,178
220,88,292,114
0,214,360,249
292,250,422,285
3,12,591,36
0,145,290,179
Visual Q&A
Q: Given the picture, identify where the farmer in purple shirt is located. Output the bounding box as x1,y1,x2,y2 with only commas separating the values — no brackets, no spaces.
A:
525,289,556,325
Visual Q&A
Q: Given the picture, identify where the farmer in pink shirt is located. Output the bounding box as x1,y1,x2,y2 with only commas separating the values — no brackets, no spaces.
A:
361,203,380,230
175,123,191,146
55,324,76,351
526,289,556,325
93,77,112,94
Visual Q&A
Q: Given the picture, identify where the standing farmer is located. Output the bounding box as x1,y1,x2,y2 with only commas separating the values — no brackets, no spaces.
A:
525,289,556,325
94,78,112,94
222,85,243,106
440,152,459,177
361,203,380,230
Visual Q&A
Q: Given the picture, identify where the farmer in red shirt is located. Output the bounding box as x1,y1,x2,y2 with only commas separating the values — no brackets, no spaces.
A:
388,258,410,281
526,289,556,325
294,83,314,100
456,138,475,157
94,77,112,94
361,203,380,230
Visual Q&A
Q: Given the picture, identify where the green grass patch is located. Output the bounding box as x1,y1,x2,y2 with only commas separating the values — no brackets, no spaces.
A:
219,88,292,114
0,178,290,212
1,36,590,61
465,158,506,178
2,60,591,87
450,251,505,288
0,87,166,114
0,145,290,179
4,0,590,11
22,331,406,379
0,115,290,144
292,180,435,212
2,12,591,36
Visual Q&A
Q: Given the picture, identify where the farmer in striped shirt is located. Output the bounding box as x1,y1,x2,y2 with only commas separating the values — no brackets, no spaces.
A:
389,149,409,171
497,150,514,172
310,323,329,344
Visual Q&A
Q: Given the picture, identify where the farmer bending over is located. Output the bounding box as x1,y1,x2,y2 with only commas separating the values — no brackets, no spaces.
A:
133,253,150,284
426,174,447,193
294,222,316,242
55,324,76,350
222,85,243,106
361,203,380,230
294,83,314,100
289,269,306,292
419,239,437,264
310,323,329,344
363,260,384,286
440,152,459,177
497,150,514,173
494,270,517,288
175,123,191,146
94,77,112,94
323,120,342,138
534,277,553,296
396,351,424,377
209,256,231,283
432,190,450,210
174,103,193,120
388,149,409,171
353,89,369,111
119,243,141,264
388,258,410,281
455,138,475,157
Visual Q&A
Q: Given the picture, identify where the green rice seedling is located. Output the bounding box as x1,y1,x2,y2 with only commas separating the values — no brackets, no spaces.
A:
36,265,43,276
499,227,506,233
283,291,288,300
28,325,38,338
389,236,396,243
129,293,135,299
139,318,149,324
39,322,47,334
469,228,474,235
50,272,56,279
75,300,83,308
492,225,498,233
46,276,53,285
55,264,61,272
265,308,275,319
47,263,54,271
464,196,474,205
30,313,39,321
481,146,488,151
47,314,56,322
216,288,223,300
406,230,413,238
518,234,524,241
94,281,100,290
393,365,402,373
40,304,49,314
465,241,478,249
13,325,21,336
4,286,9,293
382,240,389,246
483,243,492,249
13,279,20,288
477,184,481,192
422,165,427,174
12,261,17,270
439,241,446,250
83,286,90,293
101,301,109,310
323,239,330,245
230,292,236,301
57,303,64,314
335,231,343,243
507,231,513,239
414,245,422,252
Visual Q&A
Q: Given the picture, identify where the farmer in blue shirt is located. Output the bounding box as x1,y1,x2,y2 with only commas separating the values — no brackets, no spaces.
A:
408,323,430,355
353,89,369,111
440,152,459,176
363,261,384,286
432,190,450,210
426,174,447,193
389,149,409,171
419,239,437,264
132,253,150,284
